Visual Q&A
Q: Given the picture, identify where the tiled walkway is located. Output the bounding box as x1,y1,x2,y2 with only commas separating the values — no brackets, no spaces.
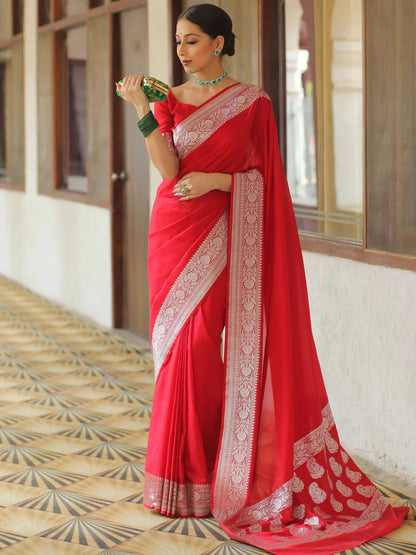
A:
0,275,414,554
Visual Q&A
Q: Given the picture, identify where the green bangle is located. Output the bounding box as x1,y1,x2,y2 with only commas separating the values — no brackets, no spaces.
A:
137,111,159,137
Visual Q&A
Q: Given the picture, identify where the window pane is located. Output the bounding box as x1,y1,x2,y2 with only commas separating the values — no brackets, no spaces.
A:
87,14,110,201
59,0,88,18
13,0,23,34
366,0,416,255
37,31,53,193
0,52,9,177
60,26,87,192
9,40,24,184
38,0,51,26
0,0,13,41
285,0,363,242
0,44,24,185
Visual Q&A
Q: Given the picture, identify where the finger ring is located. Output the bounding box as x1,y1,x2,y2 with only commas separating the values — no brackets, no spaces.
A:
179,186,190,196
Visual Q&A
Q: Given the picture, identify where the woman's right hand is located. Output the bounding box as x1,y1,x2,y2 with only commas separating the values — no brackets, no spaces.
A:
116,74,150,119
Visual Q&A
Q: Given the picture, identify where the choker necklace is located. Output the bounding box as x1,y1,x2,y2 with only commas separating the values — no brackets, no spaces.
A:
193,71,228,86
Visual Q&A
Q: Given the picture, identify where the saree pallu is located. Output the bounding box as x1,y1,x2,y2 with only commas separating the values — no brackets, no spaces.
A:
145,84,408,553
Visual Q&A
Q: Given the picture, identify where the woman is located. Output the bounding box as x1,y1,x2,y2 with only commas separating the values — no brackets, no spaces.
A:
117,4,408,553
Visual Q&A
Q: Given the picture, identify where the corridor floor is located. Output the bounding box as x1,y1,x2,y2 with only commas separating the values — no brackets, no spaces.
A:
0,275,414,555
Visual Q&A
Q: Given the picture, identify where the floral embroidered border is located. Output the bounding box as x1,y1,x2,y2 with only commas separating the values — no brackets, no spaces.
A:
173,84,269,160
233,403,334,528
212,169,264,522
144,471,211,518
152,211,229,379
294,403,335,469
161,131,178,157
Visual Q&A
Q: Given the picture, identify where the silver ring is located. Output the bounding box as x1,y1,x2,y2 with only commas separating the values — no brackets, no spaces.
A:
180,186,190,196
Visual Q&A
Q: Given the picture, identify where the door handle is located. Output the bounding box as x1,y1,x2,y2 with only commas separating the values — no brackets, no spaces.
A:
111,171,127,182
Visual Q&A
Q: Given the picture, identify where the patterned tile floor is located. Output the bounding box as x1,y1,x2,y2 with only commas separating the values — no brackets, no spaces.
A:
0,274,414,555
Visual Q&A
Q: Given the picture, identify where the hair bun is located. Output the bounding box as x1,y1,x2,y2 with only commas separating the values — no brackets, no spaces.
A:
224,31,236,57
179,4,236,57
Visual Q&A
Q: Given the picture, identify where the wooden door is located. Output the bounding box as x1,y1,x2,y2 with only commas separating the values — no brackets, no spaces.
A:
112,3,150,339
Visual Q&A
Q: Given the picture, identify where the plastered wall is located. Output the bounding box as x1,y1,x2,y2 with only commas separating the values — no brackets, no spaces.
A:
303,251,416,484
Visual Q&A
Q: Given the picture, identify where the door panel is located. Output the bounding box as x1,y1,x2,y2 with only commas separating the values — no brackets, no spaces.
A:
113,4,150,338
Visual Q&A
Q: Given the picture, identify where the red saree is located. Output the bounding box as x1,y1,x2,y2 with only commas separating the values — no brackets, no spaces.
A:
144,83,408,553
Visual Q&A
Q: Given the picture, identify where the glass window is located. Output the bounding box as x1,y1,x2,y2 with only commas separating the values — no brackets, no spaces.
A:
366,0,416,256
0,53,8,178
38,0,51,26
59,26,87,193
285,0,363,243
0,0,13,41
13,0,23,34
59,0,89,18
0,43,24,186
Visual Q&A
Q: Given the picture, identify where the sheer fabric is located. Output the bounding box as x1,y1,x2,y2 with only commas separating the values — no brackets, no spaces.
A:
145,84,408,553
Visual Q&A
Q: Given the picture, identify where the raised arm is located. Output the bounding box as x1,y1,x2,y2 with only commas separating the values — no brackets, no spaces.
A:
116,75,179,180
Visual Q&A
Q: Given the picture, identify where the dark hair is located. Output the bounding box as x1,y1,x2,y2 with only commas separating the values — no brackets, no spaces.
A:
178,3,236,57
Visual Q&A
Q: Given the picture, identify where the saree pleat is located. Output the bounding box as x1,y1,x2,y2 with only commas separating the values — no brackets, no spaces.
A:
145,84,408,553
144,268,227,517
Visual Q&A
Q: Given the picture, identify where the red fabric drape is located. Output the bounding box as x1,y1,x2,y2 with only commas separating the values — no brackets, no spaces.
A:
145,84,408,553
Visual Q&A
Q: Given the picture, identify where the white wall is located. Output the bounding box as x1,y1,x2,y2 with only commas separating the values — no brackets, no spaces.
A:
303,251,416,484
0,1,113,327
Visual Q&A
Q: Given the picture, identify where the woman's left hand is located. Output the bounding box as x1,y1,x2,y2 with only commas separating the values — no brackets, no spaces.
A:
173,172,231,201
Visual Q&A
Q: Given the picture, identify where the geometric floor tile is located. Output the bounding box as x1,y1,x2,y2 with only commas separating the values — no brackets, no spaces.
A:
401,499,416,521
41,517,142,548
63,477,142,501
0,428,43,446
155,516,230,541
203,544,269,555
0,507,70,536
0,530,27,549
89,502,169,530
77,443,146,462
1,467,86,488
103,392,152,406
99,463,145,482
96,551,141,555
124,491,144,504
0,537,101,554
18,490,113,516
88,378,130,392
122,406,152,420
83,401,132,415
43,408,103,424
0,275,415,555
17,419,70,435
0,483,49,506
118,431,148,448
117,530,221,555
0,446,61,466
27,394,86,408
63,425,128,442
12,381,62,394
30,436,93,455
0,413,25,426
